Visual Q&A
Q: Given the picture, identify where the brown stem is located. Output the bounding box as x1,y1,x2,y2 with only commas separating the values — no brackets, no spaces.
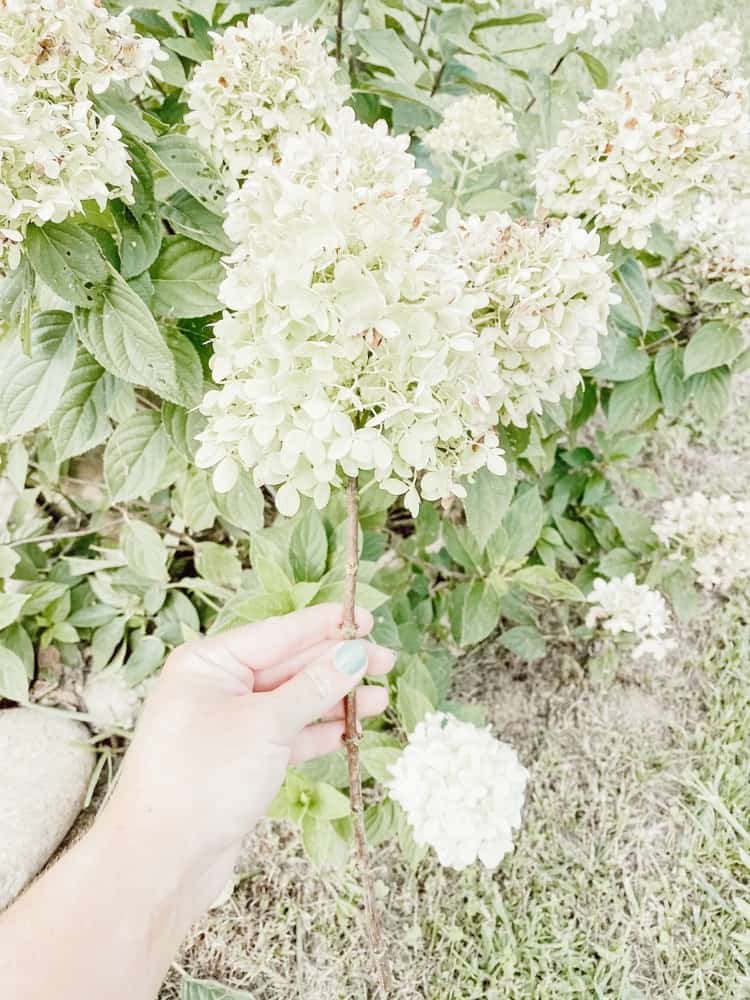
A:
341,476,393,999
335,0,344,63
418,4,430,47
524,48,573,112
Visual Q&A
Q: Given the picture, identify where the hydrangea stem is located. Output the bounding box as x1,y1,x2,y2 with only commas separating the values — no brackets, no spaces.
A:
341,476,393,998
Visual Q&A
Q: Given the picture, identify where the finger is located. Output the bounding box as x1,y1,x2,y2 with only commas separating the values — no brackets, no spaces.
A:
318,684,388,722
289,721,347,764
193,604,373,674
267,639,372,739
253,639,395,692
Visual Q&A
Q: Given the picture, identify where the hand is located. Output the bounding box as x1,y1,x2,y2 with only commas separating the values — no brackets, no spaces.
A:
98,603,395,911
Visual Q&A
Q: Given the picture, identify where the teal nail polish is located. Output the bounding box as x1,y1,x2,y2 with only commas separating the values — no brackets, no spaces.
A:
334,640,368,676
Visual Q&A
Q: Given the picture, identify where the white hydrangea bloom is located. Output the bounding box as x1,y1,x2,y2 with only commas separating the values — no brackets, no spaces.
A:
423,94,518,170
184,15,348,179
83,668,143,730
536,22,750,249
675,193,750,303
0,85,133,275
447,210,614,426
585,574,675,661
654,493,750,593
534,0,666,47
196,109,508,517
388,711,528,871
0,0,162,98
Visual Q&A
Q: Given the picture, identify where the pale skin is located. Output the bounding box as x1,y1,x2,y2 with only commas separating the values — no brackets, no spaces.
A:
0,603,395,1000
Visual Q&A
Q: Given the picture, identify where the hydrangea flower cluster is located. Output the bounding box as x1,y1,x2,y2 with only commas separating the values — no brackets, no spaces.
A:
0,0,162,276
536,22,750,249
184,15,348,179
448,211,614,426
388,712,528,870
653,493,750,594
423,94,517,171
585,574,675,661
196,109,508,516
675,194,750,304
533,0,666,47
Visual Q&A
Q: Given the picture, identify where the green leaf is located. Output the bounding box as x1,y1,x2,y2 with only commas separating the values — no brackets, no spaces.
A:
49,348,114,461
699,281,744,305
195,542,242,588
104,411,169,502
124,635,165,685
0,311,76,436
474,12,546,28
25,221,107,307
593,331,650,382
164,329,204,408
607,505,657,553
162,402,206,461
597,547,639,578
150,134,226,214
614,257,652,333
162,190,233,253
396,679,434,732
690,367,731,425
75,270,181,402
683,321,743,377
607,367,660,433
355,29,420,84
503,486,544,563
301,814,351,869
309,782,350,820
463,466,516,551
654,345,688,418
178,469,218,532
121,520,169,582
289,508,328,582
151,236,223,319
498,625,546,662
112,201,162,279
365,799,398,846
449,579,503,646
93,84,157,142
180,979,255,1000
574,50,608,88
361,746,401,783
211,469,265,534
0,646,28,702
511,565,583,601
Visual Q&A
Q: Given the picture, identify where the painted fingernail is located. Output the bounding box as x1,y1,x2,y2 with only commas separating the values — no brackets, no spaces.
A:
334,640,369,676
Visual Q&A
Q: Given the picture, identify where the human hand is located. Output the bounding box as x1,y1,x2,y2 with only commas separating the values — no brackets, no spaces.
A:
98,604,395,912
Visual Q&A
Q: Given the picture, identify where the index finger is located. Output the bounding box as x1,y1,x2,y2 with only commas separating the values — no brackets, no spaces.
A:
198,603,373,673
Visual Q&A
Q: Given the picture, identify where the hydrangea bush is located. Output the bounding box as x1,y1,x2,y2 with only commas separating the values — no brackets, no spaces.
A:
0,1,748,991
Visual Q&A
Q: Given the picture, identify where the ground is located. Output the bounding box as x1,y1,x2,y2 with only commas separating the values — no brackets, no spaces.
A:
154,374,750,1000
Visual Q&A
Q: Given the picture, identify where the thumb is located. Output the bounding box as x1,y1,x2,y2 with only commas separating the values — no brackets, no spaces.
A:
267,639,370,739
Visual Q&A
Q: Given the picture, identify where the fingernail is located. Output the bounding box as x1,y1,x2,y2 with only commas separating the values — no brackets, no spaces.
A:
334,640,368,676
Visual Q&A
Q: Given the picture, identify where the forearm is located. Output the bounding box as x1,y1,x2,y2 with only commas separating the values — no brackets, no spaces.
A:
0,802,232,1000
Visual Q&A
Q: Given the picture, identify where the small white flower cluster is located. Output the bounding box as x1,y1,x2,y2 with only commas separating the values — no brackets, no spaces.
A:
675,193,750,304
536,22,750,249
83,668,144,731
585,574,675,661
448,211,614,426
654,493,750,594
0,0,162,276
197,109,508,517
184,15,348,179
534,0,666,47
388,712,528,871
423,94,518,170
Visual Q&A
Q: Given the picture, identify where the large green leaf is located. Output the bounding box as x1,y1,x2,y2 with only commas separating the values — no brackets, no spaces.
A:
112,201,162,279
49,348,115,461
683,321,744,377
463,465,516,551
689,367,731,425
498,625,546,662
121,520,169,582
0,646,28,702
614,257,652,333
75,270,182,403
150,134,226,213
449,579,503,646
25,221,108,307
654,345,688,418
151,236,223,318
0,311,76,436
161,190,232,253
607,367,660,432
103,411,169,502
503,486,544,563
165,329,204,407
290,508,328,582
